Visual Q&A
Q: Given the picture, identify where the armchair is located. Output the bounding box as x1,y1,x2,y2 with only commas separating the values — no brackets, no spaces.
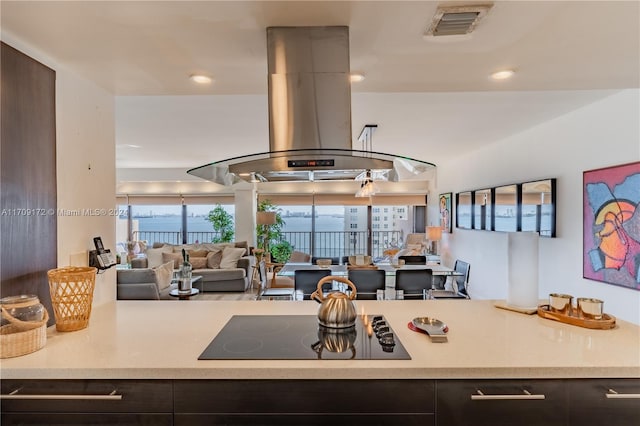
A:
117,267,174,300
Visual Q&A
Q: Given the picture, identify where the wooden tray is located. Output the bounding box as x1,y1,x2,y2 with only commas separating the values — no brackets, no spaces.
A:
537,305,616,329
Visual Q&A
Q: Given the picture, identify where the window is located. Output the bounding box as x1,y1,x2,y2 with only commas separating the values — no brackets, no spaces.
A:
187,204,235,244
131,205,182,246
350,223,358,229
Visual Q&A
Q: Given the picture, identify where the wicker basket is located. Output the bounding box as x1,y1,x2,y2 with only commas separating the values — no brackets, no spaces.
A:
0,309,49,358
47,266,97,332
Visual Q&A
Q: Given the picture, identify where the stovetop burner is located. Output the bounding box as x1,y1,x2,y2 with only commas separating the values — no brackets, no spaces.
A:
199,315,411,360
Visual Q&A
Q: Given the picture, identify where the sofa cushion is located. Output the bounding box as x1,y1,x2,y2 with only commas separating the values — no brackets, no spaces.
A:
146,245,174,268
234,241,249,251
188,249,208,258
206,249,223,269
190,257,208,269
162,252,183,268
154,261,174,291
220,247,246,269
200,242,234,252
117,268,156,284
197,268,245,281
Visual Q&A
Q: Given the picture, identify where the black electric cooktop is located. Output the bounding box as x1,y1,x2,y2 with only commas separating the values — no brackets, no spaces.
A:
199,315,411,360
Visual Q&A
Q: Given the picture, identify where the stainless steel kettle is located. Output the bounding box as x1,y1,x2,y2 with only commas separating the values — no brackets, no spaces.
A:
311,276,358,328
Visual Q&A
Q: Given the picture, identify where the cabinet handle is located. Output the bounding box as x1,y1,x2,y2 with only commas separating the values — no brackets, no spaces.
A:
1,388,122,400
606,388,640,399
471,389,545,400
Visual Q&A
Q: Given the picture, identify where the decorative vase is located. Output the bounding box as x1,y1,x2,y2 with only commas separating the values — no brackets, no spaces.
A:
179,249,192,294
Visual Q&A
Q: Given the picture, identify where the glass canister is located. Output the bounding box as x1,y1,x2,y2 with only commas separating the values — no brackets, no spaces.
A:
0,294,45,326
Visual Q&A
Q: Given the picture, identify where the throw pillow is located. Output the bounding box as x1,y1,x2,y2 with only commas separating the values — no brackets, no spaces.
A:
206,249,223,269
146,245,173,269
220,247,246,269
188,249,208,258
154,261,174,291
190,257,207,269
162,252,182,269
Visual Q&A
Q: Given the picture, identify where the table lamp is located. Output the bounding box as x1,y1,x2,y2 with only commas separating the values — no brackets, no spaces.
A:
427,226,442,255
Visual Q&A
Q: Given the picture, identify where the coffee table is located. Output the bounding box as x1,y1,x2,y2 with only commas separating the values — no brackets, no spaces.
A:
170,275,203,300
170,288,200,300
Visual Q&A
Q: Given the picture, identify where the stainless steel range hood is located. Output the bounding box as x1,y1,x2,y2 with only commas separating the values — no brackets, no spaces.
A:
188,26,435,185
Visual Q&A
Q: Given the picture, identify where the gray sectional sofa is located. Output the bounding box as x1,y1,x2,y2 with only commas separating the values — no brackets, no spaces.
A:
117,241,253,300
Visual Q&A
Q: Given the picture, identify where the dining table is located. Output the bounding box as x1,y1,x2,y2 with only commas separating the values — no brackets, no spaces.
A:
277,262,464,299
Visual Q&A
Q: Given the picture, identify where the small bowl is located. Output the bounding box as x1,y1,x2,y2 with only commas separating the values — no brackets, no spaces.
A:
316,259,332,268
348,255,372,266
391,259,405,269
549,293,573,314
577,298,604,320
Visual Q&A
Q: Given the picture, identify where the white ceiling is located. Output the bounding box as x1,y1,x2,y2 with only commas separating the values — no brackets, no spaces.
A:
2,1,639,177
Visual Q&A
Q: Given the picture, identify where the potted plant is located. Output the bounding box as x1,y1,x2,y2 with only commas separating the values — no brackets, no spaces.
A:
270,240,293,264
207,204,234,243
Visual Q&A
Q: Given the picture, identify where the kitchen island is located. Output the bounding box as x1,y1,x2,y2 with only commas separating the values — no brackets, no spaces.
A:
2,300,639,425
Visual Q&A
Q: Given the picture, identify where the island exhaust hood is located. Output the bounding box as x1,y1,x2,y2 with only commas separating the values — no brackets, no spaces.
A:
188,26,435,185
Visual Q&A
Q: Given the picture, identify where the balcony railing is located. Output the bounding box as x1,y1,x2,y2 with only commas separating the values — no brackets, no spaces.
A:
132,231,220,246
132,230,402,260
279,230,402,260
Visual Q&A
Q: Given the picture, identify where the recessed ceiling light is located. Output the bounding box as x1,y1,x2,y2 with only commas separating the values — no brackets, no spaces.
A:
190,74,213,84
350,73,365,83
490,69,515,81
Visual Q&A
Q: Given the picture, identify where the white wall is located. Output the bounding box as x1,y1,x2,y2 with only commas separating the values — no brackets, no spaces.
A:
2,33,117,306
436,89,640,324
56,69,116,306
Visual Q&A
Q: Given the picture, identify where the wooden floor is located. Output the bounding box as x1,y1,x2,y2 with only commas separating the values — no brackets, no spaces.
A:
192,287,260,301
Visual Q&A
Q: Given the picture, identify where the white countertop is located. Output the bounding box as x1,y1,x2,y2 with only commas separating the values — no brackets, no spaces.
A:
1,300,639,380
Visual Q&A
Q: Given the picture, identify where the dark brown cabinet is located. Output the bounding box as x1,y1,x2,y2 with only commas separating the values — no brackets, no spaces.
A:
436,379,568,426
173,379,435,426
3,378,638,425
0,380,173,426
567,379,640,426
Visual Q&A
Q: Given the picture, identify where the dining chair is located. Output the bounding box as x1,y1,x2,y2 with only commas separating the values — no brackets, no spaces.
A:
453,260,471,298
294,269,332,300
347,269,386,300
395,268,433,299
256,261,294,300
398,255,426,265
431,260,471,299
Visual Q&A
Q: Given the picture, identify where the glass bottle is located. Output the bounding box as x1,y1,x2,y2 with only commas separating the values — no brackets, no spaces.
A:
179,249,192,294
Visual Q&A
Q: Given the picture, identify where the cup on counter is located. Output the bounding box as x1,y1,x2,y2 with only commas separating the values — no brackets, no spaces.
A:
577,298,604,320
549,293,573,314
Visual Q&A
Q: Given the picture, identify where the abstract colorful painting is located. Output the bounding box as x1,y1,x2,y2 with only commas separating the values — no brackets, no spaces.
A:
439,193,452,233
583,162,640,290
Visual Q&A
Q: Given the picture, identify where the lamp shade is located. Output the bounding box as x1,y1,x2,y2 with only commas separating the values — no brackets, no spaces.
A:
427,226,442,241
256,211,277,225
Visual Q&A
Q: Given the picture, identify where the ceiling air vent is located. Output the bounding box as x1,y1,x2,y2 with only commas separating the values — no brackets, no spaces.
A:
425,4,493,37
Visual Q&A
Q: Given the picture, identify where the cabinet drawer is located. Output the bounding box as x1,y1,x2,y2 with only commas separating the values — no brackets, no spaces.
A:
175,379,435,414
1,380,173,413
175,413,433,426
1,413,172,425
568,378,640,426
437,379,567,426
